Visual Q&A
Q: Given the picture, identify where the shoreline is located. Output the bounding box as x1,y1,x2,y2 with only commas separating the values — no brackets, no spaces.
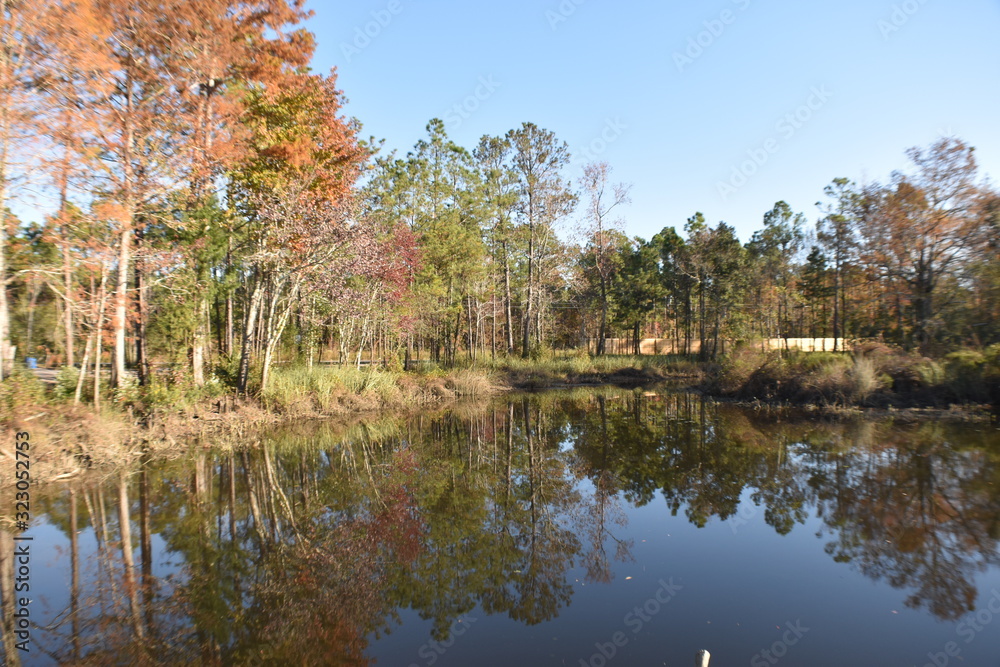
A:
2,360,996,490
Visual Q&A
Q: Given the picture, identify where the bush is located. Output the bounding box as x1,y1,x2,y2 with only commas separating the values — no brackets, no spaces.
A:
717,347,777,395
446,369,498,397
54,366,80,400
0,368,47,416
847,356,879,403
943,349,990,401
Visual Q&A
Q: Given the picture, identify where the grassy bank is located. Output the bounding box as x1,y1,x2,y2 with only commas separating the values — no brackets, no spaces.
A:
702,343,1000,410
259,354,699,414
260,364,505,414
3,346,996,489
0,353,695,483
479,353,700,389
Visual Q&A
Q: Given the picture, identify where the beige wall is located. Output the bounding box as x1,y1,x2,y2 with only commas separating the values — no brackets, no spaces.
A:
587,338,850,355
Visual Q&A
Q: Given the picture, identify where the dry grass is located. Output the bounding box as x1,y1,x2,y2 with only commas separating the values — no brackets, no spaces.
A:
708,343,999,409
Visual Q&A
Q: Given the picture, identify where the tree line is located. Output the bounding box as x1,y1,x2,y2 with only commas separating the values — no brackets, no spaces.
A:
0,1,997,402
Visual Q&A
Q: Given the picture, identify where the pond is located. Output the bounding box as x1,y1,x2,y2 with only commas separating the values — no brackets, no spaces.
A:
4,389,1000,666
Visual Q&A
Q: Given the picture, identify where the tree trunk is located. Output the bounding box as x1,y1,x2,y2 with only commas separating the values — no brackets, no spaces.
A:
192,294,208,386
94,263,109,409
117,473,145,640
237,279,264,394
522,220,534,359
62,228,75,368
24,278,40,359
0,8,11,381
832,259,841,352
134,229,151,386
597,276,608,355
503,241,514,355
261,283,298,392
74,330,93,405
0,216,9,380
112,226,133,388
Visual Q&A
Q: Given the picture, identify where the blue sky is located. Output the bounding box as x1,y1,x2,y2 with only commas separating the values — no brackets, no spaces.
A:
308,0,1000,244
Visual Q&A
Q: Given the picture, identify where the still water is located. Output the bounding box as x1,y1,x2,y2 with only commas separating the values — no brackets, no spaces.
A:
4,389,1000,666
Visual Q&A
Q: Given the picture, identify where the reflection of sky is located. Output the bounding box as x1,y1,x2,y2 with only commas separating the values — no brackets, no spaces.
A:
369,469,1000,667
18,522,181,667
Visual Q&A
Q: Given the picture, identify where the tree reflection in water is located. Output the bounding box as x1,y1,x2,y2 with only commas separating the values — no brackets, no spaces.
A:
9,391,1000,664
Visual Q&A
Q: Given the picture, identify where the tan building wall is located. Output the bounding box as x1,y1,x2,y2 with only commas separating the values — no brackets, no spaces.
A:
587,338,850,355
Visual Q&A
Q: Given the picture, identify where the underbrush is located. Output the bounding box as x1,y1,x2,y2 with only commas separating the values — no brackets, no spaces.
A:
477,352,700,387
260,364,504,414
0,368,47,420
706,343,1000,407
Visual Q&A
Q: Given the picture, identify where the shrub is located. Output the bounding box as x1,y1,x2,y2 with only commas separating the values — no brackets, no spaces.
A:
0,368,47,416
54,366,80,400
806,357,853,404
718,347,776,395
894,358,940,392
847,356,879,403
446,369,497,397
943,349,990,401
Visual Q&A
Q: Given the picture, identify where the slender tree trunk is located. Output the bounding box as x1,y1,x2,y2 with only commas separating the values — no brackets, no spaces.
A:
112,225,133,388
261,283,298,391
117,473,145,640
112,64,137,391
62,234,75,367
832,258,841,352
93,262,109,409
213,287,223,356
225,241,234,356
192,293,208,386
134,229,151,385
0,212,8,381
0,6,11,381
698,277,706,360
597,277,608,355
70,488,80,661
522,219,534,359
24,278,40,359
74,331,93,405
503,241,514,355
237,279,264,394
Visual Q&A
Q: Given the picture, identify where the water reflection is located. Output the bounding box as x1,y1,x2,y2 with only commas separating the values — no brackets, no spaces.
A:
4,391,1000,664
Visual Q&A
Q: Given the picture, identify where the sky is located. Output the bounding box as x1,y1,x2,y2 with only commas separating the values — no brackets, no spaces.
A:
306,0,1000,244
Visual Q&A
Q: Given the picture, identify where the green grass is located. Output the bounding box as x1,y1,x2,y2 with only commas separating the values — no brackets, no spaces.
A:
476,353,699,380
263,365,403,412
258,353,693,413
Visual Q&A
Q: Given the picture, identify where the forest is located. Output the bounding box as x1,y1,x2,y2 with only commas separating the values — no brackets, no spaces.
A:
0,0,998,410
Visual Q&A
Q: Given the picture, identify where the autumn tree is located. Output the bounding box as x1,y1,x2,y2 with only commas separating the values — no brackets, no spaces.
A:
168,0,314,386
858,138,988,349
51,0,194,390
229,71,367,393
